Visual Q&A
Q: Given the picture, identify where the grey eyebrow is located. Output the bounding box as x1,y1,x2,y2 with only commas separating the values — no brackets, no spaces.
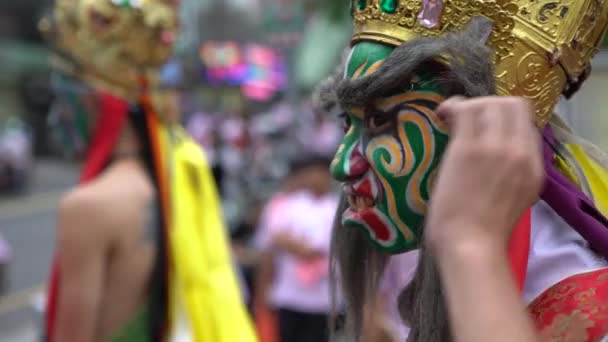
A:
336,17,496,109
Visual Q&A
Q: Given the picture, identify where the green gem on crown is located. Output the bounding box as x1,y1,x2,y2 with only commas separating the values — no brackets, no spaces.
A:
357,0,367,11
380,0,398,13
110,0,143,9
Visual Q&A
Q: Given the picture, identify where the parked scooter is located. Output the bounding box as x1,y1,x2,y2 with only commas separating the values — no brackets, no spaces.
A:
0,116,33,193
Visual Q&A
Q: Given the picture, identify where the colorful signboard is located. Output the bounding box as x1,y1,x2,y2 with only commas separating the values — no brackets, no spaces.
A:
199,41,287,101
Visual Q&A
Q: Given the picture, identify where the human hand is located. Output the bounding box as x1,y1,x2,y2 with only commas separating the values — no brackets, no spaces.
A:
272,231,322,260
361,301,397,342
425,96,544,254
272,231,296,250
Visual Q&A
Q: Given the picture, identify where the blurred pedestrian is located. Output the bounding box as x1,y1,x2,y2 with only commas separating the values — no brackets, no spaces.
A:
254,155,339,342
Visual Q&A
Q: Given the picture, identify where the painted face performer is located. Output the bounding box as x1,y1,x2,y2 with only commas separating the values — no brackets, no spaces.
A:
320,0,608,341
43,0,256,341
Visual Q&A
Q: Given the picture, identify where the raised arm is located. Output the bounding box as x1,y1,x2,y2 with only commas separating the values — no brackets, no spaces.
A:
426,96,543,342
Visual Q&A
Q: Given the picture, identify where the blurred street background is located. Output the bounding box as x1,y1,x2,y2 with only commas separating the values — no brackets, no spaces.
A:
0,0,351,340
1,0,608,341
0,159,77,341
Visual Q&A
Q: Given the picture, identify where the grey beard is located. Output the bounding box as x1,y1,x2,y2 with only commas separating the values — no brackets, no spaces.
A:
400,246,451,342
329,196,451,342
329,195,389,340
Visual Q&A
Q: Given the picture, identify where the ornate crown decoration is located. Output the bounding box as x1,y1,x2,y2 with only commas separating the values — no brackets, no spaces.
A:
351,0,608,126
41,0,179,100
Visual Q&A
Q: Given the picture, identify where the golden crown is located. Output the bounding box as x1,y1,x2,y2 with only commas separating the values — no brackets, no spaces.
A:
41,0,179,100
351,0,608,126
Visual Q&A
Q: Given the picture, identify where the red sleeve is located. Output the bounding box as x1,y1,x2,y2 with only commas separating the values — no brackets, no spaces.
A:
528,269,608,341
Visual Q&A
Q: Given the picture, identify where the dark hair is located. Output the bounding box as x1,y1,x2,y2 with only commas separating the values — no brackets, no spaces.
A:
288,154,333,175
127,104,169,342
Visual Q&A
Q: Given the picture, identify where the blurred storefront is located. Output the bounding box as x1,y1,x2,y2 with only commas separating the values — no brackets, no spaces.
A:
176,0,345,232
0,1,53,158
559,50,608,150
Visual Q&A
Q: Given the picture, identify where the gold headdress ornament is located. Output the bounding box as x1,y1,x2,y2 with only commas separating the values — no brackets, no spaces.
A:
351,0,608,126
41,0,179,101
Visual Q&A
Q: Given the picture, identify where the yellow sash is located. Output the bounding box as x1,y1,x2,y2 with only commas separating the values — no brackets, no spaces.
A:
550,116,608,216
161,125,257,342
565,144,608,217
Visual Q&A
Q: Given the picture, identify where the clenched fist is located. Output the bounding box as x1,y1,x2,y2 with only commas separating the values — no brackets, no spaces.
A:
425,96,544,254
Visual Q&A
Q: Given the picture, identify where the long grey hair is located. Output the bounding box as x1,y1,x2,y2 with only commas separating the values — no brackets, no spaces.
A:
319,17,498,342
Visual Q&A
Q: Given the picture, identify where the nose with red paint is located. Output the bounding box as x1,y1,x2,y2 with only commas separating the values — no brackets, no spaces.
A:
331,139,370,182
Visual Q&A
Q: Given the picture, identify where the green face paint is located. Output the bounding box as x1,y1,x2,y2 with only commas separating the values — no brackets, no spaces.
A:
330,41,449,253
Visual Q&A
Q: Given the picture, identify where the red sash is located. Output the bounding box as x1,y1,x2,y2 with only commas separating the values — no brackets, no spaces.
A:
45,93,128,341
509,208,532,292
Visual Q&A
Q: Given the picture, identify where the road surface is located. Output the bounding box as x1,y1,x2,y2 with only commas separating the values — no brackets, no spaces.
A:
0,159,78,342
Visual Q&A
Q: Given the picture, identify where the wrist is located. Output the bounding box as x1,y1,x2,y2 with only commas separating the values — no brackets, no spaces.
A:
427,225,507,267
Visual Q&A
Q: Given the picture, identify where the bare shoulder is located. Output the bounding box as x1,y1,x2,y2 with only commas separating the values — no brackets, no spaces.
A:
56,184,113,259
57,180,120,249
57,160,154,251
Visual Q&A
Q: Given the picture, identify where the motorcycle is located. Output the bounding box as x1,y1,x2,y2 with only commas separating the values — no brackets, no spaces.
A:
0,116,33,193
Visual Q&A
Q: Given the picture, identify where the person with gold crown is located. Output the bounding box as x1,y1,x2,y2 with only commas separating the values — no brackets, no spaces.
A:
315,0,608,341
41,0,257,341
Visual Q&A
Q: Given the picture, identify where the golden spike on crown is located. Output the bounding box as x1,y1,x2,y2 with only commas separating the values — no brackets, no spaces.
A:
42,0,179,100
351,0,608,126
